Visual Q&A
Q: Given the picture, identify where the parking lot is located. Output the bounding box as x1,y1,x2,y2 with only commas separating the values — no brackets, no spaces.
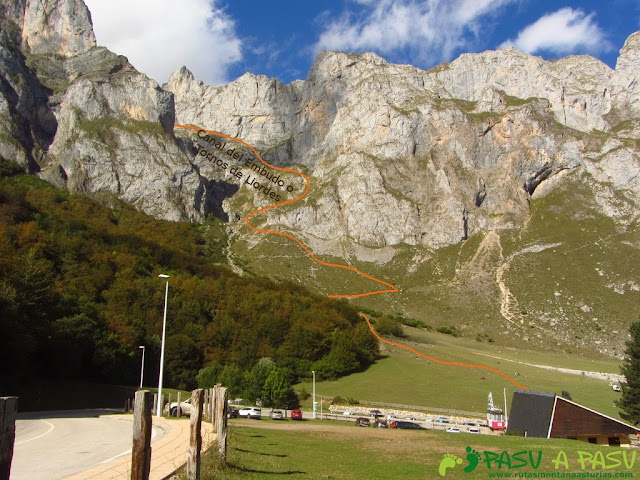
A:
235,406,499,435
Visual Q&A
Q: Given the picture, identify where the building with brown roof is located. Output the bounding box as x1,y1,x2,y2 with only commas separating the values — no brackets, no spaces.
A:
508,390,640,446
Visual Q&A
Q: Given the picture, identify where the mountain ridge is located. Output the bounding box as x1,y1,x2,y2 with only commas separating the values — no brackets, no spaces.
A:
0,0,638,357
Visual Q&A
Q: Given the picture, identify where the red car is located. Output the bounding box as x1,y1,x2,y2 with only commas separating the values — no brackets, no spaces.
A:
291,409,303,420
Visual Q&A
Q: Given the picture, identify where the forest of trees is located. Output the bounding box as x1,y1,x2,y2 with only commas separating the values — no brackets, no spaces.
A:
616,318,640,425
0,164,379,395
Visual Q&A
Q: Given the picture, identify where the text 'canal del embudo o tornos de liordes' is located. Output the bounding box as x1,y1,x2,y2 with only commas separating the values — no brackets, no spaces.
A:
195,129,298,202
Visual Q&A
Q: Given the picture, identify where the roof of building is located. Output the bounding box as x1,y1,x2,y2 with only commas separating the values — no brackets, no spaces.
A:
507,390,556,437
550,396,640,438
507,389,640,438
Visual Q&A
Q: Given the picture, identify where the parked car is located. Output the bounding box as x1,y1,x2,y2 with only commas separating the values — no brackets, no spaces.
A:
446,427,461,433
270,409,284,420
375,419,388,428
613,385,621,392
227,406,239,418
389,421,424,430
238,407,261,419
436,417,449,423
291,409,303,420
167,398,192,416
355,417,371,427
468,427,480,434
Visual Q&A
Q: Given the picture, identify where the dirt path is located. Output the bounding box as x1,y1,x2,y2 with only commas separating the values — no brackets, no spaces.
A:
473,351,625,383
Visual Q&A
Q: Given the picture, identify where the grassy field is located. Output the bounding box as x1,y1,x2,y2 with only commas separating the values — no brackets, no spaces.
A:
175,420,637,480
228,169,639,360
295,326,624,420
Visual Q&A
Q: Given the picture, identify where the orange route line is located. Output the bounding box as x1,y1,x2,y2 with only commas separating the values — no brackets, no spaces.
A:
175,123,398,299
174,124,527,389
360,312,528,389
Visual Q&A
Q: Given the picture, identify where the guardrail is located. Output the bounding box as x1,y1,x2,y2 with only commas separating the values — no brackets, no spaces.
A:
320,398,483,419
354,400,483,418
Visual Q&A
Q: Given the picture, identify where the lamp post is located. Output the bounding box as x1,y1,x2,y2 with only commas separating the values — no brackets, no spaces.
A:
138,345,145,389
312,370,316,420
156,274,170,417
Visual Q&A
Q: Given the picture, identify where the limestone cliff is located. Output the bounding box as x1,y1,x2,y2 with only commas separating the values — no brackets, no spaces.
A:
0,0,205,220
1,0,639,355
167,37,640,250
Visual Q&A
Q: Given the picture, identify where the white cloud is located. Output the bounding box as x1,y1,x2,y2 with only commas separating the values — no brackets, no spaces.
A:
500,7,612,55
84,0,242,85
314,0,516,63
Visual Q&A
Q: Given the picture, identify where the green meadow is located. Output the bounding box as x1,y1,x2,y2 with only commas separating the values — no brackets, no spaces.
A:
177,421,637,480
295,326,624,420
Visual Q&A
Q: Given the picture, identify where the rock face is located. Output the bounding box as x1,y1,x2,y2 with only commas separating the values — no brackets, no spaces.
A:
1,0,638,355
1,0,639,243
0,0,205,221
167,39,640,249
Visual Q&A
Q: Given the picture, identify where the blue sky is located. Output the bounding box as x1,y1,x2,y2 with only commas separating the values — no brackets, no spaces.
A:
85,0,640,86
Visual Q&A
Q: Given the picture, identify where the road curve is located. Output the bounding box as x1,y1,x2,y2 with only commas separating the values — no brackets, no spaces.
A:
11,410,163,480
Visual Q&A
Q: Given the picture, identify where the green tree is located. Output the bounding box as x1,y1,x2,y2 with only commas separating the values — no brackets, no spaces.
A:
262,367,294,408
196,362,222,389
374,315,404,337
616,319,640,425
242,357,275,405
219,364,244,397
165,334,201,390
312,332,360,379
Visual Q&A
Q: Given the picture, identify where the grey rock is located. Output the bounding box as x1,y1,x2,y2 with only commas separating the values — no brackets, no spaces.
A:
169,38,639,248
2,0,639,250
22,0,96,56
0,0,209,221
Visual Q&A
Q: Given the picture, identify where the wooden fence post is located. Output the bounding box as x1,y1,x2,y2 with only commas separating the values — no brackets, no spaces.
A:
131,390,152,480
207,387,216,428
187,389,204,480
203,389,209,422
215,387,228,461
0,397,18,480
213,384,221,425
176,392,181,418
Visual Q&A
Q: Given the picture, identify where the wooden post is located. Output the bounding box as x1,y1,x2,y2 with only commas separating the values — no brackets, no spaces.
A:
209,387,214,422
131,390,152,480
0,397,18,480
215,387,228,461
213,384,221,425
203,389,209,422
209,388,215,426
187,389,204,480
176,392,181,418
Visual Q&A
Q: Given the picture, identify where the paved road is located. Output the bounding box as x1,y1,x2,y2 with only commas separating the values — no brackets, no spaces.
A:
11,409,163,480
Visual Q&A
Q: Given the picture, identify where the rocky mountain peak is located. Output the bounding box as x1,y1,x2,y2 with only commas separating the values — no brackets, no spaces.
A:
1,1,638,355
2,0,97,56
616,30,640,72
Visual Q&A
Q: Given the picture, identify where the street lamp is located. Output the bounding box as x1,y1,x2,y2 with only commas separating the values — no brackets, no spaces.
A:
156,274,170,417
312,370,316,420
138,345,145,389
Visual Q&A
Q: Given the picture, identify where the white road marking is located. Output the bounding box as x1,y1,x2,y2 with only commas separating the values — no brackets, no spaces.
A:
96,425,160,465
14,419,54,445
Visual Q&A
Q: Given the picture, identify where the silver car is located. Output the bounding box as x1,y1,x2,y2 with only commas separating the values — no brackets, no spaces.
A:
270,409,284,420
